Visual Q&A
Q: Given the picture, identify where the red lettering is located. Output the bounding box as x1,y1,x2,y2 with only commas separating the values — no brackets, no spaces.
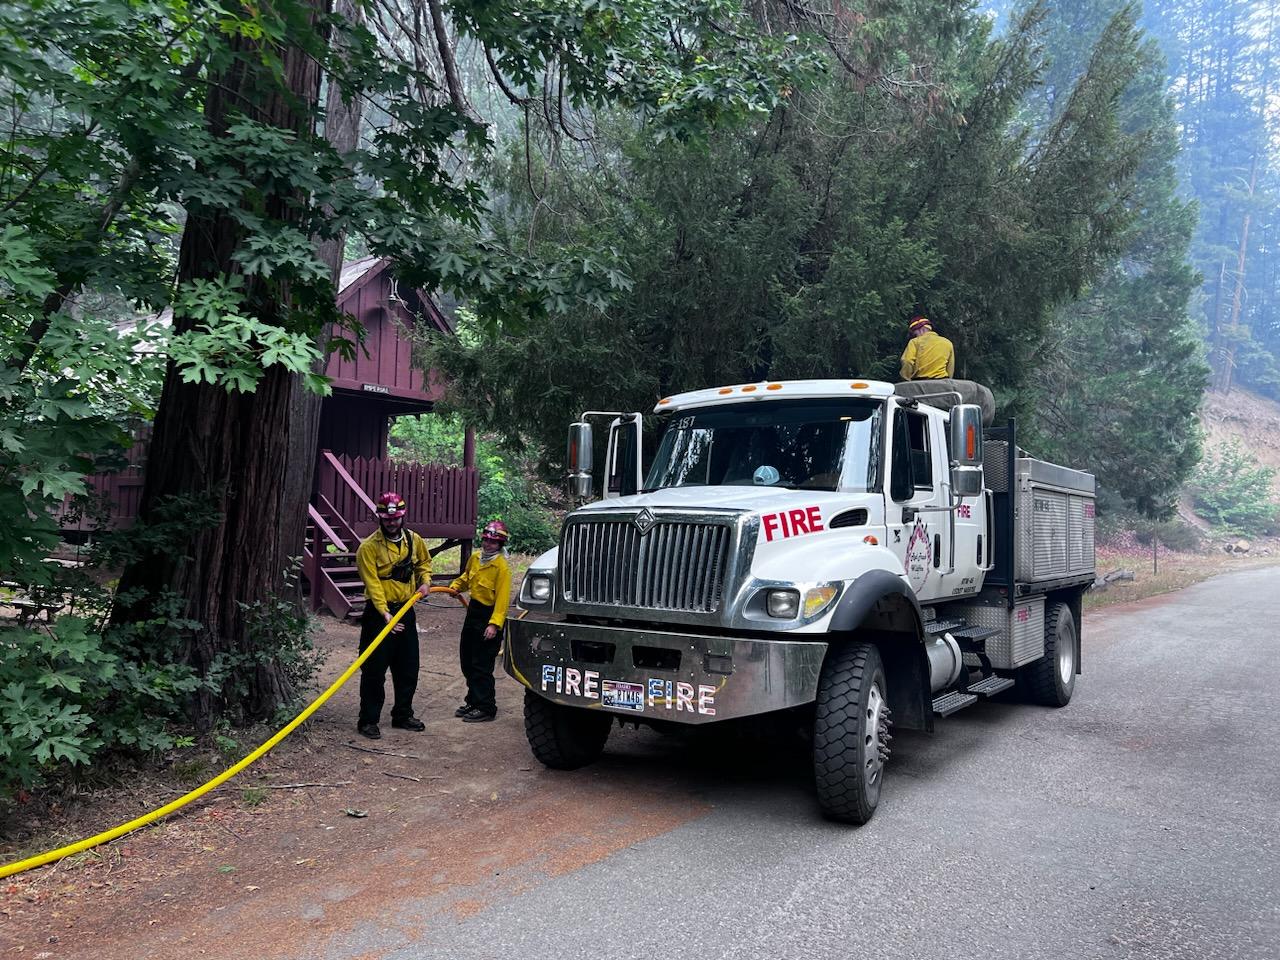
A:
806,506,824,531
789,508,809,534
763,513,780,542
762,506,829,542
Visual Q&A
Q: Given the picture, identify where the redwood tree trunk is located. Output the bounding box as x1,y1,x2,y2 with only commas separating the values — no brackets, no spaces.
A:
115,12,326,725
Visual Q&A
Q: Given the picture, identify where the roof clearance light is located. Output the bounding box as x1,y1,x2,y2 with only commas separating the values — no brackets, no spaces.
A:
718,388,733,395
658,397,671,405
767,383,783,391
741,385,758,393
851,382,869,389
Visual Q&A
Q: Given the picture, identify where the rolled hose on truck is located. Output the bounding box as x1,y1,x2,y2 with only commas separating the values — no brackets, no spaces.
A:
0,587,466,881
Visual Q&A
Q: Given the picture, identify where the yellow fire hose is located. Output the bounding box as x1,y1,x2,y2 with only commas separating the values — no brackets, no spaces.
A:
0,587,465,881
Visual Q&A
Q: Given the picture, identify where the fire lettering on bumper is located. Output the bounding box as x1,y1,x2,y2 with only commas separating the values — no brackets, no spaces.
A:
540,665,718,716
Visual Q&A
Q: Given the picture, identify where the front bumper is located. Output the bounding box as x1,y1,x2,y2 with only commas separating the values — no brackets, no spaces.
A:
504,619,828,724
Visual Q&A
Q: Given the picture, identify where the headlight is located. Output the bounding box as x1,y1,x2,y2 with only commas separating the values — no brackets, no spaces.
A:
766,589,800,619
527,575,552,601
802,585,839,618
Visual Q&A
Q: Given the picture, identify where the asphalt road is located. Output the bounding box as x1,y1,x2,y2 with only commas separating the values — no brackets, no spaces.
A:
334,567,1280,960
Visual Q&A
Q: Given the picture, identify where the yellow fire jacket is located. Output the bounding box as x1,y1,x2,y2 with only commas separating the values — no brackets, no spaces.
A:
450,552,513,629
356,529,432,617
899,331,956,380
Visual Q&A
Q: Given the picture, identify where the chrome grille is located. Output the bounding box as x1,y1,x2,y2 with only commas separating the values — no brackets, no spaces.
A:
561,516,732,613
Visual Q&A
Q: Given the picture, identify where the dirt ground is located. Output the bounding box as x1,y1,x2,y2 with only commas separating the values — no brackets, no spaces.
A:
0,599,708,959
1086,539,1280,609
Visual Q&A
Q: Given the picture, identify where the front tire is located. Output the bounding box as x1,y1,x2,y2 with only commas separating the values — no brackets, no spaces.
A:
1021,601,1077,707
813,642,891,825
523,689,613,770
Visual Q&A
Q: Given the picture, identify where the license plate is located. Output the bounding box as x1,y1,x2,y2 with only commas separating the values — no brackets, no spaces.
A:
601,679,645,713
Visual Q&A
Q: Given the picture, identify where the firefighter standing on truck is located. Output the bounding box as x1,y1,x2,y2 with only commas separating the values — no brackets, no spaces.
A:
447,520,513,723
354,491,433,739
900,315,955,380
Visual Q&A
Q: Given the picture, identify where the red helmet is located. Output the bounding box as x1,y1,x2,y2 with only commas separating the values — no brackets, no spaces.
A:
376,491,407,520
481,520,509,543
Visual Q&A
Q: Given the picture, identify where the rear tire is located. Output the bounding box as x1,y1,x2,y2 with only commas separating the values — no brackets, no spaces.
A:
523,689,613,769
813,642,891,825
1022,601,1077,707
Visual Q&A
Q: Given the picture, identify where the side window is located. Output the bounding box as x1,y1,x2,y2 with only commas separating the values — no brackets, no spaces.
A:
890,411,913,502
907,412,933,491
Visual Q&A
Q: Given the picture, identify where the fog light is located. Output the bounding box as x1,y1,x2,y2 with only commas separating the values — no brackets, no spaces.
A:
766,589,800,619
803,585,839,618
528,575,552,601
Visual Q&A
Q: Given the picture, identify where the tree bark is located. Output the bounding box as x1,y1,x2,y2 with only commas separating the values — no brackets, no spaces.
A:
1217,154,1259,395
297,0,367,513
114,6,327,725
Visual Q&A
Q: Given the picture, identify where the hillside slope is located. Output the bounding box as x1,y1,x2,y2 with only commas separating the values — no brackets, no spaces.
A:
1200,385,1280,500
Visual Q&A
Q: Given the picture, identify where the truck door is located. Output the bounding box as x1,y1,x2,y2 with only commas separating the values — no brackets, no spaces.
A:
887,405,949,602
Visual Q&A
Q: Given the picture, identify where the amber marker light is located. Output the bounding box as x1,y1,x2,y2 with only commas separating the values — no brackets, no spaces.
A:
658,397,671,405
718,388,733,395
767,383,783,391
851,381,869,389
741,385,758,392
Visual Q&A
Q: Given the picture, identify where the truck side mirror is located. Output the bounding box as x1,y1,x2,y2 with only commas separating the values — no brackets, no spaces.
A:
567,421,594,500
949,404,984,498
605,414,644,499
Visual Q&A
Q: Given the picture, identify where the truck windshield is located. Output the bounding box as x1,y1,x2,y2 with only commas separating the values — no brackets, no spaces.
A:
643,400,882,493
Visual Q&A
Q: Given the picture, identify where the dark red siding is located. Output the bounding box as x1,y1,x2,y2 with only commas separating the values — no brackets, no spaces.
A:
317,393,393,460
325,261,447,402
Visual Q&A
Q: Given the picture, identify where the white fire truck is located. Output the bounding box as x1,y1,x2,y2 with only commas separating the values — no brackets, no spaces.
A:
504,379,1095,823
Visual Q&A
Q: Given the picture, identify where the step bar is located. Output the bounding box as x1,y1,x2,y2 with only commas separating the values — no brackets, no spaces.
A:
932,674,1016,716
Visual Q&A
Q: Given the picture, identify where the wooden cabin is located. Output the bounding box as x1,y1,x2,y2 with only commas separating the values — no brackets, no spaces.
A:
63,257,478,619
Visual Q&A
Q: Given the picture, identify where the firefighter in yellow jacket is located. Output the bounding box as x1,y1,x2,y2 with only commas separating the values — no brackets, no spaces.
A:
899,315,956,380
447,520,513,723
354,491,433,739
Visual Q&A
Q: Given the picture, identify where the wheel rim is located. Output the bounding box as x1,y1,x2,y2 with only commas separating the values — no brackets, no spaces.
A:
1056,624,1075,686
863,682,889,788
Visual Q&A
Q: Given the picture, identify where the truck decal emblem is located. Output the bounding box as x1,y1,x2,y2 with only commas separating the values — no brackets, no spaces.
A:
633,508,656,535
760,505,825,543
905,520,932,591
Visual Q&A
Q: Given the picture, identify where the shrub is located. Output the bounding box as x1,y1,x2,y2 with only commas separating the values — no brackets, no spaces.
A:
390,414,561,554
0,616,204,795
1189,440,1280,536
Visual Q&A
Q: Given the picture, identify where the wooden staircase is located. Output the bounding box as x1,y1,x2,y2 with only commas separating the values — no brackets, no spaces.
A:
303,500,367,619
302,450,478,619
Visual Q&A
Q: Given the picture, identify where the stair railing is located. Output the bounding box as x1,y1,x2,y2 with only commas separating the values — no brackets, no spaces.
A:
307,503,351,613
315,491,360,546
318,449,377,530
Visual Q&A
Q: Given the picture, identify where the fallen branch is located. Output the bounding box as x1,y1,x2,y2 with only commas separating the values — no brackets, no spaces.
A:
344,742,420,760
382,771,422,782
260,781,353,790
